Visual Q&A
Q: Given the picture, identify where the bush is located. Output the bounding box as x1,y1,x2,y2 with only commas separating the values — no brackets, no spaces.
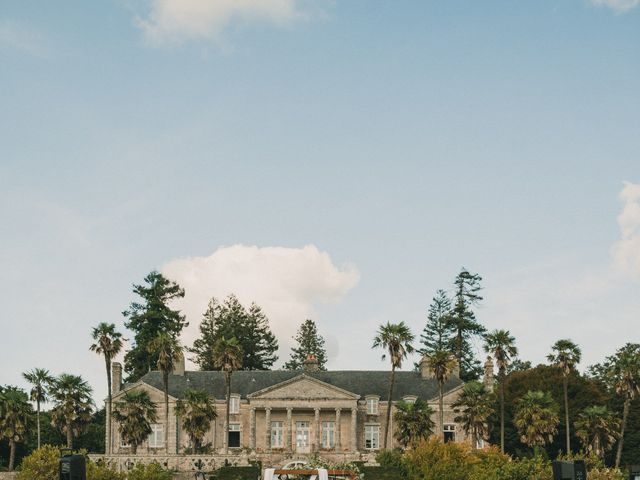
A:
17,445,123,480
405,438,478,480
126,462,173,480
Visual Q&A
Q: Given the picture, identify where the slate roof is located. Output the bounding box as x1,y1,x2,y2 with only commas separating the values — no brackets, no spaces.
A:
133,370,464,402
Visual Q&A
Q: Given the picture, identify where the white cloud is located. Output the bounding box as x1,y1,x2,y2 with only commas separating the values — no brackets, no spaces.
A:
0,21,47,56
137,0,309,45
162,244,359,367
611,181,640,276
590,0,640,12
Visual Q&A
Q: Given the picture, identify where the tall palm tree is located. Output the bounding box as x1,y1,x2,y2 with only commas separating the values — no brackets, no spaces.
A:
393,399,435,448
452,381,495,449
425,349,457,439
609,343,640,468
148,332,182,452
514,390,559,456
22,368,54,449
175,389,218,452
575,405,620,459
547,339,581,454
372,321,415,449
112,390,158,454
483,329,517,453
89,322,123,455
49,374,94,449
212,337,243,454
0,386,33,471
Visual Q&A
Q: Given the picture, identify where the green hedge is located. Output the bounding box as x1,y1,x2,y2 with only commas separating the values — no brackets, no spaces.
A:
362,466,404,480
209,466,261,480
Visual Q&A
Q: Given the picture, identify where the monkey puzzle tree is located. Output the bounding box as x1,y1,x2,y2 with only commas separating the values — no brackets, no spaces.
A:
284,319,328,371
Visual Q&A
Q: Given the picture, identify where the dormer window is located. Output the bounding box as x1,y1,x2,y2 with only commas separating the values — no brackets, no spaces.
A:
229,395,240,414
402,395,417,404
366,396,379,415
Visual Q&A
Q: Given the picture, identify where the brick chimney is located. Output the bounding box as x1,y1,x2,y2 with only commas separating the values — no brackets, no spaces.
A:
112,362,122,394
451,358,460,379
483,356,494,390
173,351,185,376
303,354,319,371
419,355,434,379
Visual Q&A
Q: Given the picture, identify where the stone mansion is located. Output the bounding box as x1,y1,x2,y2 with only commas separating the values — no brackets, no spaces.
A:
103,355,494,469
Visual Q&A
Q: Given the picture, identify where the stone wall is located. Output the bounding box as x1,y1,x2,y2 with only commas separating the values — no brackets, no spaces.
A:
0,473,18,480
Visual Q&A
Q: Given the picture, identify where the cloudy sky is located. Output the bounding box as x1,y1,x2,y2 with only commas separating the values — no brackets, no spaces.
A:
1,0,639,404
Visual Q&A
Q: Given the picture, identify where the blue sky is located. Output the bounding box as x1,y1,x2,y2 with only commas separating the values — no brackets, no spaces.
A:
1,0,639,403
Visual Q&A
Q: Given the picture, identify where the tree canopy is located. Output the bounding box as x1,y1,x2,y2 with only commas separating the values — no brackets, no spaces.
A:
284,319,328,370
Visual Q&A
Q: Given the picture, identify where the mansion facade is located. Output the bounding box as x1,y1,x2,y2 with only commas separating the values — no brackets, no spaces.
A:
104,355,494,468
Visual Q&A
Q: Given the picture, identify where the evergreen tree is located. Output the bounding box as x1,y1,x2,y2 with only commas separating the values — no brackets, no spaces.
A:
284,319,328,370
123,271,187,382
446,268,486,381
189,295,278,371
418,290,455,357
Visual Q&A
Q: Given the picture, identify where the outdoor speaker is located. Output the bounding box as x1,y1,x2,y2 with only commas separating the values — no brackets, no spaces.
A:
629,465,640,480
552,460,587,480
59,454,86,480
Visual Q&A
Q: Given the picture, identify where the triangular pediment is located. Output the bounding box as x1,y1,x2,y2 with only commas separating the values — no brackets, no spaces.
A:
247,374,359,400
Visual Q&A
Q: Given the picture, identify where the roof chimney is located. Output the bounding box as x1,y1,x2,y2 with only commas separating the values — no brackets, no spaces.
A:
173,351,185,376
483,356,494,389
419,355,434,379
112,362,122,394
451,358,460,380
303,354,319,371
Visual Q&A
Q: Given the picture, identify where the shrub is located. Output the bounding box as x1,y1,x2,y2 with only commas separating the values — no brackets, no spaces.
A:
404,438,478,480
126,462,173,480
17,444,59,480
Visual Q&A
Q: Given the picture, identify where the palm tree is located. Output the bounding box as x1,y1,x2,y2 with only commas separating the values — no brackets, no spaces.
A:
175,389,217,452
372,321,415,449
483,329,517,453
148,332,182,452
0,386,33,471
212,336,243,454
514,390,559,456
49,374,94,449
547,339,581,454
22,368,54,449
575,405,620,459
609,343,640,468
393,399,435,448
112,390,158,454
425,349,457,439
452,381,495,449
89,322,123,455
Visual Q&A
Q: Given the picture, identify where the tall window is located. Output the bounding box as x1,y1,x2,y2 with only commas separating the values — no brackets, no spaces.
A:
148,424,163,448
322,421,335,448
366,397,379,415
444,424,456,443
271,421,284,448
228,423,241,448
229,395,240,414
364,424,380,450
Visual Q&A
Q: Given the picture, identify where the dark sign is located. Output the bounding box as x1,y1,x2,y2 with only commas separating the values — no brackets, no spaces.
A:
59,454,86,480
552,460,587,480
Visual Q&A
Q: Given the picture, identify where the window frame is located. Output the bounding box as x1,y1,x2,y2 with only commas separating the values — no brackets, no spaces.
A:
366,396,379,415
148,424,163,448
271,421,284,448
228,423,241,448
364,424,380,450
322,421,335,449
443,424,456,443
229,395,240,415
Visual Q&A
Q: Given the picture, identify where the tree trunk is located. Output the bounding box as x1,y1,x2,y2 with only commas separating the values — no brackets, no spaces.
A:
37,399,41,449
383,365,396,449
163,372,169,452
438,382,444,440
106,356,112,455
615,398,630,468
500,371,505,453
8,439,16,471
563,375,570,454
225,371,231,454
67,423,73,449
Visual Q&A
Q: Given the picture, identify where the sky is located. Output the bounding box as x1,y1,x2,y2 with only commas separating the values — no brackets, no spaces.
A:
1,0,639,405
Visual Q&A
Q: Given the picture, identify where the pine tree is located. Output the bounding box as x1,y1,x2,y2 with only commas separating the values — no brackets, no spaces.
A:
446,268,486,381
418,290,455,357
189,295,278,371
123,271,187,382
284,319,328,370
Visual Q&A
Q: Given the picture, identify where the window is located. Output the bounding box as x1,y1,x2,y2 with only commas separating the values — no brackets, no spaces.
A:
271,421,283,448
322,421,335,448
229,396,240,414
364,424,380,450
228,423,241,448
476,437,485,449
148,424,163,448
366,397,379,415
444,424,456,443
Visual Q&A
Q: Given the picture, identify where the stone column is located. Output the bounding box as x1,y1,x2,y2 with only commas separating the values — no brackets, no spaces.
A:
335,408,341,451
350,407,358,452
315,408,321,452
265,408,272,451
249,408,256,450
287,407,293,453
